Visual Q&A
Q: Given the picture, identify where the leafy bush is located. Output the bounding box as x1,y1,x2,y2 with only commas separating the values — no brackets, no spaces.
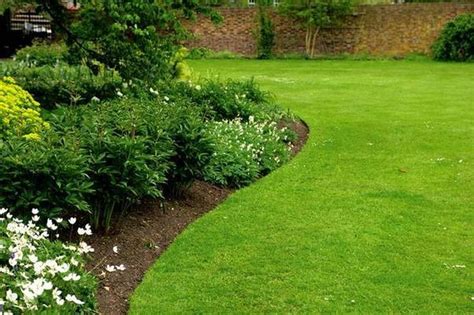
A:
187,48,244,60
15,42,68,66
51,99,174,231
171,47,192,81
158,102,213,195
432,14,474,62
0,77,49,140
0,63,122,108
202,118,293,187
158,79,278,121
67,0,220,83
256,6,275,59
0,136,93,220
0,208,97,314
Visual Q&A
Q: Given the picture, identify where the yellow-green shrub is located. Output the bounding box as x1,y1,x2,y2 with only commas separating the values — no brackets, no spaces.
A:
0,77,49,139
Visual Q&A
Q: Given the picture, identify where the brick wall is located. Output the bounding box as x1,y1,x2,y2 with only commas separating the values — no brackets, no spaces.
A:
185,3,474,56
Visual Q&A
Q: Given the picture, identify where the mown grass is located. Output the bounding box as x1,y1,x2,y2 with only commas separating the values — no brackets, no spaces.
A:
130,60,474,313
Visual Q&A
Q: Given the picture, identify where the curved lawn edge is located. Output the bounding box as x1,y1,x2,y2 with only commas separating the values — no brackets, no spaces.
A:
129,59,474,314
87,119,308,315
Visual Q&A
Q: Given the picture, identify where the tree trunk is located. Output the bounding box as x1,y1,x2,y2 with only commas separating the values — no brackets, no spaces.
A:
310,27,320,58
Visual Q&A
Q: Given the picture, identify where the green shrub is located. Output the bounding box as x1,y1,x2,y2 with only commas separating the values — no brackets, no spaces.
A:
15,42,68,66
159,102,213,195
202,118,293,187
186,48,244,60
1,63,122,108
187,47,212,59
432,14,474,62
0,136,93,219
51,99,174,231
158,79,279,121
256,6,275,59
0,208,97,313
0,77,50,140
171,47,192,81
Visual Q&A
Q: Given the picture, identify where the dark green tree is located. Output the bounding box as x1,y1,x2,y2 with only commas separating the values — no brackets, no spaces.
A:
1,0,220,82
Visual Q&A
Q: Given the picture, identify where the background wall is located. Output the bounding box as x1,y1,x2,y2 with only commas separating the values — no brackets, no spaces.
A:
185,3,474,56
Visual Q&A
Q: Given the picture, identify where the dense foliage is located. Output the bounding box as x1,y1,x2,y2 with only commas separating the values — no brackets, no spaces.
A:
256,6,275,59
158,79,278,121
0,77,49,140
432,14,474,62
0,208,97,314
0,136,92,220
15,42,68,66
0,63,122,108
203,118,293,187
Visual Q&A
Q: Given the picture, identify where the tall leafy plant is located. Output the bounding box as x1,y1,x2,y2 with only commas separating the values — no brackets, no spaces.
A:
279,0,353,58
2,0,220,82
256,2,275,59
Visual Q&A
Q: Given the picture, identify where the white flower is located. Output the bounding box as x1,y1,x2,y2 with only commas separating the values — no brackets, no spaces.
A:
32,215,40,222
164,96,170,101
21,278,53,301
117,91,124,97
0,208,8,215
57,263,70,273
66,294,84,305
78,241,94,254
64,273,81,281
68,217,77,225
32,208,39,215
47,219,58,231
29,254,38,263
149,87,159,96
105,265,116,272
113,246,119,254
6,290,18,303
91,96,100,102
78,223,92,236
53,288,65,306
55,218,63,223
116,264,126,271
70,257,79,266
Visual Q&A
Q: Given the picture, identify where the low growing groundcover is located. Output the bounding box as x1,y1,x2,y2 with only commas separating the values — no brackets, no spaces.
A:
131,60,474,313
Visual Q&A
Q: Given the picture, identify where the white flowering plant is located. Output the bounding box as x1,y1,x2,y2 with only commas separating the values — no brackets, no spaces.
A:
0,208,97,314
203,118,295,187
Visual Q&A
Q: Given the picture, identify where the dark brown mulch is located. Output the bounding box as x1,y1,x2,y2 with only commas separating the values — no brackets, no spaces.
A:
87,119,309,315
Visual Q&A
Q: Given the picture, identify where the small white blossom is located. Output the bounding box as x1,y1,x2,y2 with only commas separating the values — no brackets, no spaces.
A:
78,241,94,254
68,217,77,225
6,290,18,303
63,273,81,281
66,294,84,305
47,219,58,231
116,264,126,271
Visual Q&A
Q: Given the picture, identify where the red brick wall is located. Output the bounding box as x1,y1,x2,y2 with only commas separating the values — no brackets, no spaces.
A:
185,3,474,56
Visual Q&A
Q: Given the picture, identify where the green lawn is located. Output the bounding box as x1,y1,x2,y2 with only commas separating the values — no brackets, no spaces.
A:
130,60,474,313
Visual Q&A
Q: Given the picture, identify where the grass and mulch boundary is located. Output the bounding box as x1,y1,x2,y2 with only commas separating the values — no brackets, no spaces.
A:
130,59,474,314
86,120,308,314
